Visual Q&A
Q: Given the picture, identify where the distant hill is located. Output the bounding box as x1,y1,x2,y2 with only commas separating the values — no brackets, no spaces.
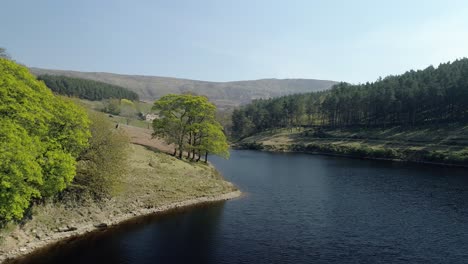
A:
29,68,337,109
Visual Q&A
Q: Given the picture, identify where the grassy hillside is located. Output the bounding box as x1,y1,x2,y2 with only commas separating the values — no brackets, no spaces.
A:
29,67,337,109
236,125,468,166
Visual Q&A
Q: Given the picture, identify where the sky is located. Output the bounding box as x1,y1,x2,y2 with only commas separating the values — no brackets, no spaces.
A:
1,0,468,83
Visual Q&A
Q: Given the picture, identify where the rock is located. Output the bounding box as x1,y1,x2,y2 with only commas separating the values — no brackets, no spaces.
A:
56,226,77,233
35,232,44,240
94,223,108,229
19,247,27,252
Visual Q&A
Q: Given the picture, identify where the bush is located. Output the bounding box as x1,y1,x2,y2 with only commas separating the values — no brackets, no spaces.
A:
72,112,130,199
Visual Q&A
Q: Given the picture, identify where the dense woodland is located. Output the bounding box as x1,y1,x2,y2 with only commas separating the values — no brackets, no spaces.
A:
38,75,139,101
232,59,468,139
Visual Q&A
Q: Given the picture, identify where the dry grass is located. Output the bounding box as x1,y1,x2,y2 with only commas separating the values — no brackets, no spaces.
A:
119,125,175,154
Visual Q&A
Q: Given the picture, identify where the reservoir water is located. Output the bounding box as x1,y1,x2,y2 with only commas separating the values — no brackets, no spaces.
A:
13,150,468,263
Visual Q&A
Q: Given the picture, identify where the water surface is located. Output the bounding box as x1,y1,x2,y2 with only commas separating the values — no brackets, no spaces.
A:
15,150,468,263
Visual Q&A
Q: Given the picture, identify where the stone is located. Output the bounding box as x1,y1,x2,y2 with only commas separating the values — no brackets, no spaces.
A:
94,223,108,229
56,226,77,233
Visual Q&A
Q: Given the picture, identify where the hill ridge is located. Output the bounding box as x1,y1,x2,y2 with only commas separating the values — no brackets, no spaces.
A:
29,67,337,109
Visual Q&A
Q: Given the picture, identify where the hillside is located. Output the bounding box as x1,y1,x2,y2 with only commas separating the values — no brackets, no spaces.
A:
37,75,139,101
29,67,337,109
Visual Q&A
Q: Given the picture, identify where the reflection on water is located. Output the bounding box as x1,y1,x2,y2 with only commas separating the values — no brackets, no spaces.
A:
11,203,226,264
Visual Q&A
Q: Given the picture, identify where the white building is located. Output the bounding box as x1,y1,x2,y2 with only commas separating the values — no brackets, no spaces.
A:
145,113,159,122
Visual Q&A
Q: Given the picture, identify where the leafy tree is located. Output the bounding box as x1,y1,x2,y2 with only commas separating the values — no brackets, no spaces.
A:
197,122,229,162
0,59,90,221
152,94,194,158
103,98,121,115
0,120,42,221
120,99,138,125
152,94,228,161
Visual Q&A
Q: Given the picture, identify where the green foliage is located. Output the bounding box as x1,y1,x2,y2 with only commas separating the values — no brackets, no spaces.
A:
152,94,228,162
73,112,130,199
0,59,91,221
0,120,42,221
103,98,121,115
120,99,138,124
232,58,468,139
198,122,230,159
38,74,139,101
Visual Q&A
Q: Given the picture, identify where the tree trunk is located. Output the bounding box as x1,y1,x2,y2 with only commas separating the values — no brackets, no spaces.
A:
173,148,177,156
187,133,192,159
191,149,196,161
196,151,201,162
178,144,183,159
204,152,208,163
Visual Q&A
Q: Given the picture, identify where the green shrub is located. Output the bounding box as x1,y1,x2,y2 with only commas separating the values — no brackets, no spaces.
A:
72,112,130,199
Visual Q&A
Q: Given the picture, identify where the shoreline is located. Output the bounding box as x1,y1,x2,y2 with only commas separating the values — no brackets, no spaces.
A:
0,190,242,263
233,145,468,169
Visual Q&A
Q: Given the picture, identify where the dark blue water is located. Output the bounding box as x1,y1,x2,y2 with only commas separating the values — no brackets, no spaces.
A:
13,150,468,264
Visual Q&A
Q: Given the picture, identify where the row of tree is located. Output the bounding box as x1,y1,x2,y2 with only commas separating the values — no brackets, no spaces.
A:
38,74,139,101
232,58,468,138
152,94,229,162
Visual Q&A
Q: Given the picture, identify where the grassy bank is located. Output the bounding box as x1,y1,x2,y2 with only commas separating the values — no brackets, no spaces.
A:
0,144,239,261
235,125,468,166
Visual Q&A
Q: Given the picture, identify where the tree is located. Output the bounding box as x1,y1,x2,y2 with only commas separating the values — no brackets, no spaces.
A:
197,122,229,162
0,120,42,221
231,58,468,137
120,99,138,125
103,98,121,115
0,58,90,221
152,94,228,161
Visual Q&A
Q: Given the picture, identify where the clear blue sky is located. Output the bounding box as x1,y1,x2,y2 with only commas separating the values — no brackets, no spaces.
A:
1,0,467,83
